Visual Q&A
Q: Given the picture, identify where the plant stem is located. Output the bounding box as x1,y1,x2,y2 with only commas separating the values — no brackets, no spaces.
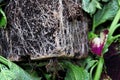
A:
94,57,104,80
109,9,120,37
92,25,95,33
109,23,120,38
0,56,8,66
113,34,120,40
90,61,98,80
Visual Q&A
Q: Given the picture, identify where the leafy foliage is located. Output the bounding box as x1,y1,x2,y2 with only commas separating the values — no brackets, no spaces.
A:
84,57,98,71
82,0,101,16
0,56,41,80
63,61,89,80
0,64,16,80
93,0,119,28
86,0,120,80
0,0,119,80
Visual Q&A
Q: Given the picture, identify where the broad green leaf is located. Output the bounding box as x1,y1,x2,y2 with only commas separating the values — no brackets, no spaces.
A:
0,63,8,70
0,63,17,80
82,0,101,15
64,61,89,80
118,0,120,5
8,61,40,80
0,8,7,28
0,70,16,80
93,0,119,28
0,56,41,80
65,68,75,80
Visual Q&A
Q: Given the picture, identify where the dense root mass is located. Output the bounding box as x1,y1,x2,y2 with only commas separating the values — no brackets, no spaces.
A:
0,0,88,61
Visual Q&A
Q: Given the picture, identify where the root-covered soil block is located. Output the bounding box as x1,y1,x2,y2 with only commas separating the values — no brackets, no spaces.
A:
0,0,88,61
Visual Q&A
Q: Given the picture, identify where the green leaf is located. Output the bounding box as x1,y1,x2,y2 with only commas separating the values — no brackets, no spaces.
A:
0,69,16,80
0,63,16,80
0,56,41,80
64,61,89,80
82,0,101,15
80,57,98,80
8,61,40,80
0,8,7,28
44,74,52,80
24,69,41,80
93,0,119,28
85,58,98,71
118,0,120,5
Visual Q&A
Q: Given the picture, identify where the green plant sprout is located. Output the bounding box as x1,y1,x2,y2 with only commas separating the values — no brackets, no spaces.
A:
89,0,120,80
94,9,120,80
